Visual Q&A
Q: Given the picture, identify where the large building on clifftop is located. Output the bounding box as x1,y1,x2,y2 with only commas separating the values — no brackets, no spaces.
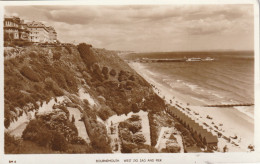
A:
4,15,58,43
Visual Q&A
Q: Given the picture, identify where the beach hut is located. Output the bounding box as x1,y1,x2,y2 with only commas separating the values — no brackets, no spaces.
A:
203,134,218,147
184,116,195,129
174,109,182,119
168,107,178,117
188,120,199,133
200,132,218,150
179,112,187,124
185,117,195,129
197,128,210,142
191,123,205,135
201,131,218,146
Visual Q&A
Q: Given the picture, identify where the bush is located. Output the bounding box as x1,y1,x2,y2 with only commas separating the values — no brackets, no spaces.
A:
51,132,68,151
4,118,10,129
22,119,52,147
54,46,62,51
65,46,72,54
5,132,21,154
121,142,136,153
133,134,146,144
128,75,135,81
92,64,104,82
37,130,53,147
109,69,116,76
98,106,113,121
20,66,40,82
29,51,37,58
70,136,87,145
53,52,61,60
53,73,68,90
129,124,142,134
102,66,109,75
64,73,78,92
132,103,140,113
128,115,141,122
52,87,64,96
102,67,109,79
77,43,96,67
90,133,112,153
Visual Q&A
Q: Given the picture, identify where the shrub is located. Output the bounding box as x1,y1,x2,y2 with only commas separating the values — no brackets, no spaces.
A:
53,52,61,60
5,132,21,154
20,66,40,82
52,87,64,97
90,132,112,153
37,130,53,147
53,73,68,90
22,119,52,147
98,106,113,121
109,69,116,76
29,51,37,58
133,134,146,144
54,46,62,51
44,78,54,91
102,67,109,80
51,132,68,151
72,115,75,123
128,75,135,81
64,73,78,92
132,103,140,113
70,136,87,145
102,66,109,75
121,142,136,153
65,46,72,54
4,118,10,129
77,43,96,67
128,123,142,134
128,115,141,122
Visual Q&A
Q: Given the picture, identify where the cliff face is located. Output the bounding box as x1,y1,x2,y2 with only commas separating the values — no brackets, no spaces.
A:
4,43,167,153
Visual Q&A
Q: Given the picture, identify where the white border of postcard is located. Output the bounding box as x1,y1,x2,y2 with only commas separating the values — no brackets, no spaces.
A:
0,0,259,164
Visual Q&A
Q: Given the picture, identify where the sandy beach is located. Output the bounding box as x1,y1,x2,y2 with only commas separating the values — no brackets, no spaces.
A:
129,61,254,152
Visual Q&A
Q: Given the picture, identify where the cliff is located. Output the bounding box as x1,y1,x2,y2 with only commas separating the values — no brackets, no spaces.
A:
4,43,168,153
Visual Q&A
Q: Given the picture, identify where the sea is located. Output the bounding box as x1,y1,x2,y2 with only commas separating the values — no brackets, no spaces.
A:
122,51,254,119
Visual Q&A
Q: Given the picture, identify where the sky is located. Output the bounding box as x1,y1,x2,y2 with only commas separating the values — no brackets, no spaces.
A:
4,5,254,52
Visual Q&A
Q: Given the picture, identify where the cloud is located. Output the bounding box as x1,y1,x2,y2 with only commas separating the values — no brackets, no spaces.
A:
4,5,254,51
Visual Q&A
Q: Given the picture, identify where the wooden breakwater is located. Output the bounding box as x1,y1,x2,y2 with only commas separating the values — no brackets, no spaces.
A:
205,103,254,108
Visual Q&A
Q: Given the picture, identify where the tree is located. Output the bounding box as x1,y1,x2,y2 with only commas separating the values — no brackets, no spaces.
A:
109,69,116,76
77,43,96,67
72,114,75,123
4,32,11,41
51,132,68,151
132,103,139,113
53,52,61,60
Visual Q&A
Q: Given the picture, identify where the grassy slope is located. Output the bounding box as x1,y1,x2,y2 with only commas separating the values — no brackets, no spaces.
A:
4,44,170,153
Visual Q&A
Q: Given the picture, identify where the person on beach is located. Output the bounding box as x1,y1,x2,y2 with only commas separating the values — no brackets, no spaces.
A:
223,145,228,152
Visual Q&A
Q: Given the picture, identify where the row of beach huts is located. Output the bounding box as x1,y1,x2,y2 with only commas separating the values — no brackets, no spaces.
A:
166,106,218,150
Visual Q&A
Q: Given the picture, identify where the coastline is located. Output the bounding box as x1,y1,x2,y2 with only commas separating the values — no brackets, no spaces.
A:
128,61,254,152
